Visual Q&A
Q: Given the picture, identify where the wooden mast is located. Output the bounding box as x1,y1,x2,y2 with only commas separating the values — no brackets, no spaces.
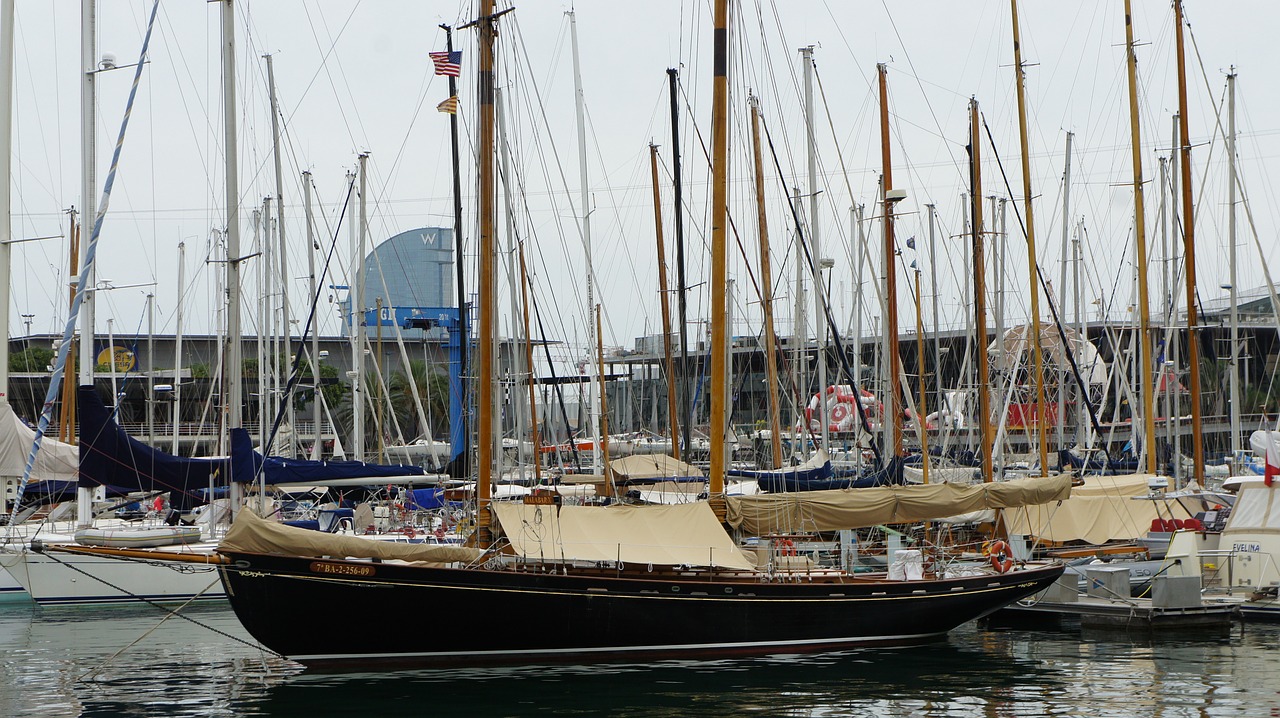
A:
708,0,728,495
751,98,784,469
595,305,613,496
1124,0,1157,474
59,212,80,444
915,267,929,484
1173,0,1204,486
649,144,681,460
878,63,903,458
971,98,994,484
1009,0,1049,475
517,241,541,480
474,0,497,546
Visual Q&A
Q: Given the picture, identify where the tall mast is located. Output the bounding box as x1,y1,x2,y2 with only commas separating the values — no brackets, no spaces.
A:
222,0,244,517
595,305,612,495
1010,0,1049,475
877,63,903,458
352,157,368,462
927,203,941,416
1226,69,1240,463
793,188,807,454
440,24,469,473
517,241,540,480
0,0,12,402
1073,219,1086,448
1057,132,1072,452
567,11,600,472
970,98,994,484
751,100,783,469
255,204,267,450
915,267,929,484
146,292,154,447
78,0,97,392
304,172,321,458
667,68,691,459
853,202,866,440
649,143,682,459
497,86,527,478
1173,0,1204,486
708,0,728,494
1123,0,1157,474
474,0,498,544
1169,113,1182,484
171,242,185,455
802,46,828,453
60,212,79,443
265,53,292,455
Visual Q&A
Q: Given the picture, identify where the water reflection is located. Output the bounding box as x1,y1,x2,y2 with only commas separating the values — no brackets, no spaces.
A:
0,603,1277,717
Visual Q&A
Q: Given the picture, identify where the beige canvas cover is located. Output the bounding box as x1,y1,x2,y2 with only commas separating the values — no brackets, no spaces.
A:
608,453,703,482
492,501,755,571
1004,474,1192,544
1222,484,1280,535
218,508,485,563
724,473,1071,535
0,402,78,482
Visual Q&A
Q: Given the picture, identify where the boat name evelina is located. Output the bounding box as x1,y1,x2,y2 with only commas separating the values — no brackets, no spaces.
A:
1233,543,1262,553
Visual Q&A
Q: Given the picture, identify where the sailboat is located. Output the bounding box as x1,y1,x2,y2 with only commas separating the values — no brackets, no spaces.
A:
212,0,1066,668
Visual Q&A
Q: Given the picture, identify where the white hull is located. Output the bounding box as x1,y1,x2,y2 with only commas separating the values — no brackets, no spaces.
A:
0,565,27,602
0,543,225,606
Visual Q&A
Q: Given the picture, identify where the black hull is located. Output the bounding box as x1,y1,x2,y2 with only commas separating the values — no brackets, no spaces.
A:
218,552,1063,669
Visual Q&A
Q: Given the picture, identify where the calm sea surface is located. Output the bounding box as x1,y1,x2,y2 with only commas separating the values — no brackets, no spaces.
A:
0,600,1277,717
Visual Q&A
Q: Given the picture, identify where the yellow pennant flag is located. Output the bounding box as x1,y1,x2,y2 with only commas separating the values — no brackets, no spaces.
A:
436,95,458,114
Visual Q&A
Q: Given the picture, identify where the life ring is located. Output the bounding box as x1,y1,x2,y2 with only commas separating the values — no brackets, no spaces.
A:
403,526,417,539
777,538,796,557
987,539,1013,573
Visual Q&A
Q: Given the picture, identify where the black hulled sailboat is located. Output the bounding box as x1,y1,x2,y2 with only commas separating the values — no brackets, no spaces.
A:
215,0,1065,668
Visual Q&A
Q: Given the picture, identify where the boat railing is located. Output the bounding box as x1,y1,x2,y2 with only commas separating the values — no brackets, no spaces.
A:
1198,548,1238,590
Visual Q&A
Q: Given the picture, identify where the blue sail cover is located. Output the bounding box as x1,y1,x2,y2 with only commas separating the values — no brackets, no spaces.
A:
230,428,425,485
754,457,904,493
79,386,228,511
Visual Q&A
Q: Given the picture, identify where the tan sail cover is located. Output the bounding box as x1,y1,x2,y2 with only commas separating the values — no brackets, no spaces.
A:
492,501,755,571
724,473,1071,535
608,453,704,481
218,508,485,564
1003,474,1192,544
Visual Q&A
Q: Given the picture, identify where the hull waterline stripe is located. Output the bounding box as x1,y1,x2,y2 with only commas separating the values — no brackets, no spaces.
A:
291,631,944,662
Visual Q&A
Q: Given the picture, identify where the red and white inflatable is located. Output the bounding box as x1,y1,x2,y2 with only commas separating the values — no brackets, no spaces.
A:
801,385,879,434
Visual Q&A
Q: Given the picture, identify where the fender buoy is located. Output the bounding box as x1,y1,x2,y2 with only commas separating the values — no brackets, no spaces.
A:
777,538,797,557
987,539,1014,573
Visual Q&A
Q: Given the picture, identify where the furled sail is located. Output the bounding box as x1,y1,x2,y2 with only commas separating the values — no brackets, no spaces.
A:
724,473,1071,535
219,508,483,564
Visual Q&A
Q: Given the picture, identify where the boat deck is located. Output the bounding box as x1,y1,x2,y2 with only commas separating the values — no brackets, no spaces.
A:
993,594,1238,631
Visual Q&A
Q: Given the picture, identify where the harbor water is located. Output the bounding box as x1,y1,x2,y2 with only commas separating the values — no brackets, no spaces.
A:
1,601,1277,717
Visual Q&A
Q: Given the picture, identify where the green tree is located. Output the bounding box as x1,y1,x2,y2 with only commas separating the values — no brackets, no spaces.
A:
334,360,451,452
387,360,451,440
9,346,53,372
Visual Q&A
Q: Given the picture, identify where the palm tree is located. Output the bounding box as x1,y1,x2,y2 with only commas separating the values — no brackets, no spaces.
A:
387,360,450,441
334,360,450,453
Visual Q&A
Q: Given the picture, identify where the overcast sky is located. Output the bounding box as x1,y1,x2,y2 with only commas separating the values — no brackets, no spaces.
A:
7,1,1278,372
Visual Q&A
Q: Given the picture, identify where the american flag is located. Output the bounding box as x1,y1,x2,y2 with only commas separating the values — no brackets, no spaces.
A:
429,50,462,77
